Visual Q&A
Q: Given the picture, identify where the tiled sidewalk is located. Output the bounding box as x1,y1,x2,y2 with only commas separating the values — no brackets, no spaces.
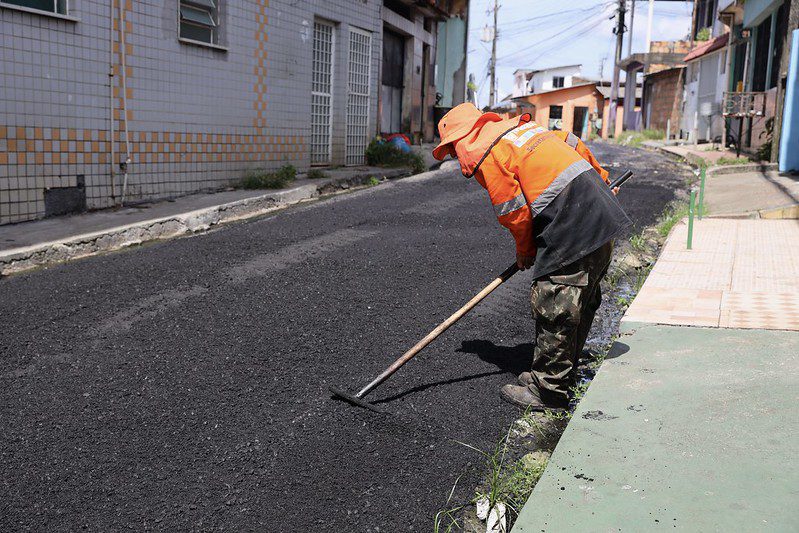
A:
623,218,799,330
512,216,799,532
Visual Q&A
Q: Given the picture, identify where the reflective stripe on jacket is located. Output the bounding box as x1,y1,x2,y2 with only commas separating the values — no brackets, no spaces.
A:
453,115,610,258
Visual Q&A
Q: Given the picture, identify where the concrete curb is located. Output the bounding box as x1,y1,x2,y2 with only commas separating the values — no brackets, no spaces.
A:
0,163,455,276
645,142,779,176
705,161,778,176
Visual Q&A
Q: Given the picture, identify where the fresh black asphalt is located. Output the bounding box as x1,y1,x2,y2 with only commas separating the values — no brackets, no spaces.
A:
0,143,688,531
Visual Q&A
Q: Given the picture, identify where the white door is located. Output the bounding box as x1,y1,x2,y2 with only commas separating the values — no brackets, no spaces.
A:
311,21,334,165
346,27,372,166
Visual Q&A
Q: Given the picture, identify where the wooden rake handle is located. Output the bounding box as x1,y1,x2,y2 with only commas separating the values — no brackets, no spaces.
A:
356,262,520,399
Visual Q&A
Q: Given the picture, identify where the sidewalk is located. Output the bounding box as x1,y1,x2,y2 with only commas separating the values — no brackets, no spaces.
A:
705,169,799,219
513,217,799,529
644,139,799,219
0,164,444,276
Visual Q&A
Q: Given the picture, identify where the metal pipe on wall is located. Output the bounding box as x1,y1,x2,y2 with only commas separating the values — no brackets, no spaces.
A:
109,0,116,203
118,0,132,205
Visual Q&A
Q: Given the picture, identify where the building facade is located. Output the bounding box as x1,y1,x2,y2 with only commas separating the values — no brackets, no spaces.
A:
511,64,582,98
682,33,730,142
0,0,468,225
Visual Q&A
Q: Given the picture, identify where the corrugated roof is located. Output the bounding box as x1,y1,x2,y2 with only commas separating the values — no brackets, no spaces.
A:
684,33,729,62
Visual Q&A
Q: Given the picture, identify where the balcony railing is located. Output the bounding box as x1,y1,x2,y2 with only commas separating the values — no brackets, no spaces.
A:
722,91,767,117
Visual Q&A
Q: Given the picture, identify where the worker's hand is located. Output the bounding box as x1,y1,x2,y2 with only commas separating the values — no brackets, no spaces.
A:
516,253,535,270
612,186,620,196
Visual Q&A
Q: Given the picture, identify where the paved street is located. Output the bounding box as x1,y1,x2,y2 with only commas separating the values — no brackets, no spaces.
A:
0,143,687,531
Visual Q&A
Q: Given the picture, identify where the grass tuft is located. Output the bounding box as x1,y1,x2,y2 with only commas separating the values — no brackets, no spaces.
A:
457,430,549,524
239,164,296,189
629,233,647,252
365,139,426,173
715,156,750,166
306,168,328,179
614,129,664,148
433,475,465,533
656,202,690,237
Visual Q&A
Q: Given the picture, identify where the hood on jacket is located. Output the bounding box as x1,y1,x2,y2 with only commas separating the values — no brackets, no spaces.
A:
451,113,532,177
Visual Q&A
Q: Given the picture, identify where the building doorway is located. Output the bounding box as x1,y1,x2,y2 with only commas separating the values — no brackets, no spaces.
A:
573,106,588,138
381,29,405,133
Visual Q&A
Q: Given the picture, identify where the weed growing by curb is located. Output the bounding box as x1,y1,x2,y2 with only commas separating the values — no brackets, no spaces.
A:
306,169,328,179
656,202,690,237
716,156,750,166
365,140,426,173
433,475,466,533
456,430,549,528
629,233,647,252
239,164,297,189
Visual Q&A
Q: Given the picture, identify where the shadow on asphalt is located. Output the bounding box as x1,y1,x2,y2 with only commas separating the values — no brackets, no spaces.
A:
371,340,533,404
457,339,534,375
373,369,505,404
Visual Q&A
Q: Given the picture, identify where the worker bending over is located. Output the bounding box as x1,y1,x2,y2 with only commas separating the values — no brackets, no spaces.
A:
432,103,631,410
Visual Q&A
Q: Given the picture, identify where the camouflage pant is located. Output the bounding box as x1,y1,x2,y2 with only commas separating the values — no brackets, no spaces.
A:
529,241,613,402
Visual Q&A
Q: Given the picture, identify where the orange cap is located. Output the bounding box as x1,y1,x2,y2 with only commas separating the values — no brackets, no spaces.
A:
432,103,500,160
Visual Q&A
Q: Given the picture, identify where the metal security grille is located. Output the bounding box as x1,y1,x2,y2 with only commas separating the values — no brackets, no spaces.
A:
311,21,334,165
346,28,372,166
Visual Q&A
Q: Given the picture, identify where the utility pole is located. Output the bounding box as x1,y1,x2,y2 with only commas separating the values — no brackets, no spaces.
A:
607,0,626,138
489,0,499,108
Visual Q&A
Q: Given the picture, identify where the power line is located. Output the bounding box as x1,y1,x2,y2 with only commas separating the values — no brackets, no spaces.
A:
495,7,613,65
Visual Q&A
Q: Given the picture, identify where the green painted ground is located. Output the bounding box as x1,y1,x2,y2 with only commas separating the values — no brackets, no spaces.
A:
513,324,799,532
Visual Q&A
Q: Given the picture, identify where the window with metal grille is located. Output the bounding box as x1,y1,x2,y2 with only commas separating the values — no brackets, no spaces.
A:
179,0,219,45
346,28,372,166
548,105,563,130
311,21,335,165
2,0,67,15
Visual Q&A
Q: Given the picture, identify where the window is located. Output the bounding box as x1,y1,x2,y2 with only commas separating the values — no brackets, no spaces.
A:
2,0,67,15
552,76,565,88
693,0,718,40
179,0,219,44
548,105,563,130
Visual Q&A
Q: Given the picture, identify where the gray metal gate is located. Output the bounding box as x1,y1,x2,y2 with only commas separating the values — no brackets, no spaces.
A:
311,21,334,165
346,28,371,166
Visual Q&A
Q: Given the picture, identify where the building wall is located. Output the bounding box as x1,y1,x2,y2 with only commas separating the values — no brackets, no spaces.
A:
512,70,532,97
644,68,684,134
518,84,604,139
749,86,777,153
601,103,625,139
0,0,383,225
528,66,582,94
434,15,467,108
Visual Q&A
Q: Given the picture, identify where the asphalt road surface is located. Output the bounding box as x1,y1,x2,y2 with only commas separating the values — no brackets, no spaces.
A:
1,143,688,531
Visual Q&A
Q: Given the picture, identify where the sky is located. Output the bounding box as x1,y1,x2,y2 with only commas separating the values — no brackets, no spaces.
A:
467,0,695,107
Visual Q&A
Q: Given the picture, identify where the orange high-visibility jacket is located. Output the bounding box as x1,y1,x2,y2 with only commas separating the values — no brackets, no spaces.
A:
453,114,610,258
